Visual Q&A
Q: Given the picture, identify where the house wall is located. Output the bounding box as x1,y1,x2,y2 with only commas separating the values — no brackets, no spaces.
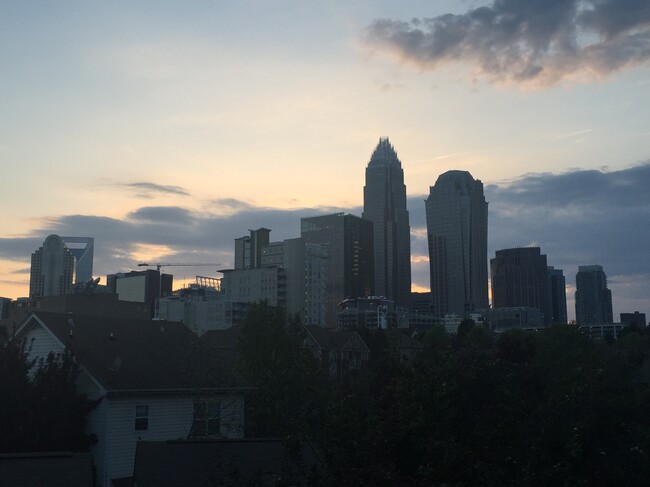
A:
19,318,245,487
102,394,245,485
23,322,64,363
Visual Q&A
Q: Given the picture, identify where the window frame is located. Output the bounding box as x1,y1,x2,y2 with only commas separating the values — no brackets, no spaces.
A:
134,404,149,431
192,400,221,437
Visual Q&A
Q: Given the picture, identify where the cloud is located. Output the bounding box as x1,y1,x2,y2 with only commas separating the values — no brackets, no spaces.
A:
121,182,190,198
128,206,195,223
365,0,650,86
3,164,649,317
485,162,650,317
407,162,650,316
0,237,42,260
207,198,256,215
9,268,30,275
0,204,351,287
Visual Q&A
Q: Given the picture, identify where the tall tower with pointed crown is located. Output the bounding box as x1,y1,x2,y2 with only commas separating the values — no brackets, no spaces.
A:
362,137,411,307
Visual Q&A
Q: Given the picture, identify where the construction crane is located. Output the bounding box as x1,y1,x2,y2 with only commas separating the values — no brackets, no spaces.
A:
137,263,221,272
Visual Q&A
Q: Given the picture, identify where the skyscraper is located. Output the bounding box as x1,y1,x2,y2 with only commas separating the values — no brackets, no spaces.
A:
29,234,75,298
362,137,411,306
547,266,568,324
575,265,613,325
61,236,94,283
301,213,374,327
234,228,270,270
425,171,488,316
491,247,549,323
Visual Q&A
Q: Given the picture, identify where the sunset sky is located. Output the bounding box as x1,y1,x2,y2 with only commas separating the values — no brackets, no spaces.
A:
2,0,649,320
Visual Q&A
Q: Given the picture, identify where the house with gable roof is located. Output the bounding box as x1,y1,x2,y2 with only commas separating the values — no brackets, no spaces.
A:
302,325,369,382
14,311,249,487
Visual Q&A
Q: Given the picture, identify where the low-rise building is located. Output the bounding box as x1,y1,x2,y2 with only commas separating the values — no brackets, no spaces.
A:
620,311,647,327
484,307,544,332
14,312,247,487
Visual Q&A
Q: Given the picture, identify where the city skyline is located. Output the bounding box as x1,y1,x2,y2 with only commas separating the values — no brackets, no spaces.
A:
1,1,649,320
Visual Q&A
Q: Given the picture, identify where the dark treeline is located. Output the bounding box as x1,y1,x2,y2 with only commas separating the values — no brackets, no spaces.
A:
3,310,650,485
239,303,650,486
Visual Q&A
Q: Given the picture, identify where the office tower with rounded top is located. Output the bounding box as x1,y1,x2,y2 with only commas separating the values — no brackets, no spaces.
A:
29,234,75,298
425,171,488,316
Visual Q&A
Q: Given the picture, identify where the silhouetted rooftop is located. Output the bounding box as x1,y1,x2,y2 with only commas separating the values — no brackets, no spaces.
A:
17,312,241,392
0,452,93,487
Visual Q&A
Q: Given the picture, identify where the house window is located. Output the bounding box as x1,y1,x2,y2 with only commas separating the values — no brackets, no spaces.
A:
192,400,221,437
135,405,149,431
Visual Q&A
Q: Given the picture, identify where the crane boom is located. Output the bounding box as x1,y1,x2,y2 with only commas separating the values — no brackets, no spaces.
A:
137,262,220,272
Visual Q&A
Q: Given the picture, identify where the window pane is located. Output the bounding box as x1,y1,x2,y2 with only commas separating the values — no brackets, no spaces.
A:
135,405,149,431
135,417,148,431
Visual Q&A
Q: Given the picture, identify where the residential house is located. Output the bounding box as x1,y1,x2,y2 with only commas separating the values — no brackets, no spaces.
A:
14,312,248,487
302,325,369,382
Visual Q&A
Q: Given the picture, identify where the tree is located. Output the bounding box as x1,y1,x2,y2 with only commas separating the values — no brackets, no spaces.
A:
0,340,97,453
29,350,98,452
237,301,328,441
0,339,34,452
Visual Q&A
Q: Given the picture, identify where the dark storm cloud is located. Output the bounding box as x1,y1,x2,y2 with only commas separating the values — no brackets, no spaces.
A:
122,182,190,198
366,0,650,86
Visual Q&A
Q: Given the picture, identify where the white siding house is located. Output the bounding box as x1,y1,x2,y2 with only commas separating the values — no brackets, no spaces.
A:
15,312,247,487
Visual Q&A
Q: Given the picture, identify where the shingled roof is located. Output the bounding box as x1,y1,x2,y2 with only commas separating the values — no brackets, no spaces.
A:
304,325,369,352
133,439,321,487
17,312,243,393
0,452,93,487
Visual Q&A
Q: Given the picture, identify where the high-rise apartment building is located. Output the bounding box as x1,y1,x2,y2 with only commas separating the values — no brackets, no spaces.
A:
234,228,270,270
362,137,411,306
547,266,568,324
261,237,327,326
221,229,328,326
491,247,549,323
60,236,94,283
29,234,75,298
575,265,613,325
301,213,374,327
425,171,488,316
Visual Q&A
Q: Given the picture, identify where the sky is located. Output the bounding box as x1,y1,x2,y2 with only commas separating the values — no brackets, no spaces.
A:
1,0,649,321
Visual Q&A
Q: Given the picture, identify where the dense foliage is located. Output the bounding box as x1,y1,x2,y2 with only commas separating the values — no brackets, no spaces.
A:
237,309,650,486
238,302,328,441
0,337,98,453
